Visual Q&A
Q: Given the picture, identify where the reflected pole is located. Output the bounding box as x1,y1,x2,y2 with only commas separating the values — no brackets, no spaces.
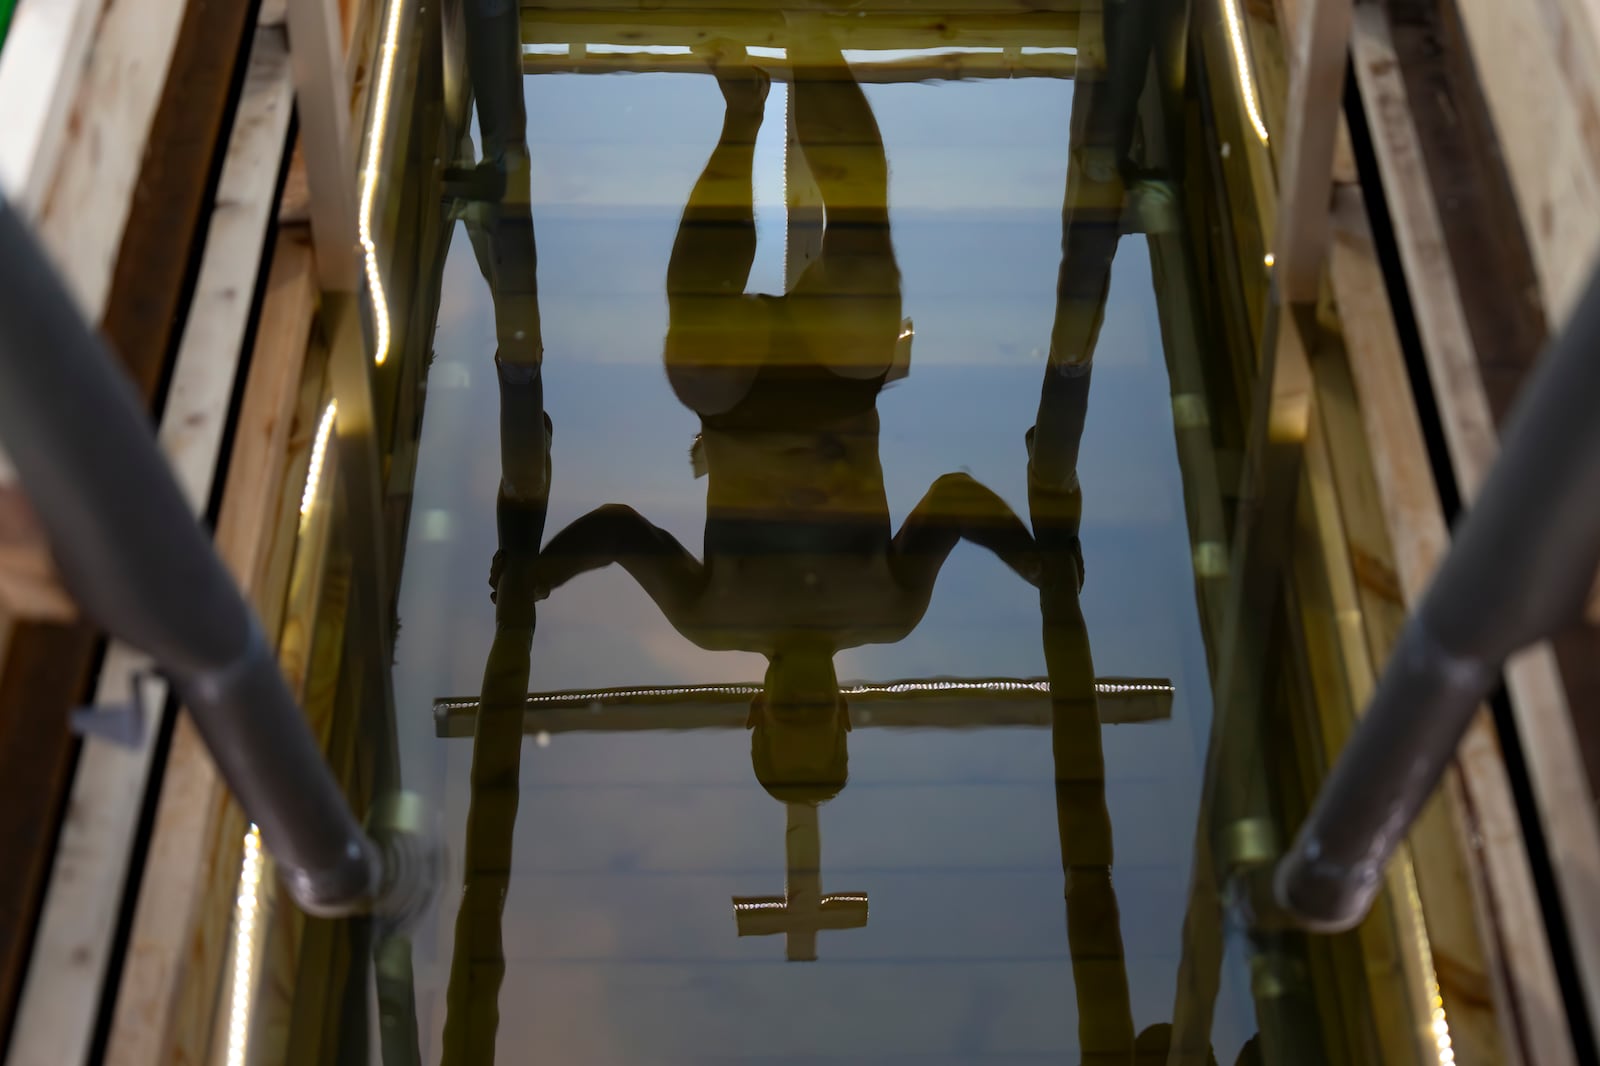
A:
438,2,550,1064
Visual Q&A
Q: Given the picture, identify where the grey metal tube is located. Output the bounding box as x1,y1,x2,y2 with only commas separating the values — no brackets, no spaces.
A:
1276,263,1600,931
0,194,407,917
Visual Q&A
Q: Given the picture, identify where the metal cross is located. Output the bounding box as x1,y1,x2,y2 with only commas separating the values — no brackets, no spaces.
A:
732,802,867,961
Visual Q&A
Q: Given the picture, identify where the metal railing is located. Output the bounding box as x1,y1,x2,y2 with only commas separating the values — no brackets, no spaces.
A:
1276,264,1600,931
0,193,433,922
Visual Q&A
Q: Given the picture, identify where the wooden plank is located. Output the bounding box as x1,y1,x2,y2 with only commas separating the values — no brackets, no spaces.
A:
81,25,296,1066
0,0,269,1044
1379,0,1547,429
3,35,301,1066
101,0,257,401
1451,0,1600,323
521,48,1076,79
226,381,343,1066
215,233,320,595
521,9,1082,48
0,0,253,606
1292,402,1435,1066
31,0,189,315
0,0,106,214
0,489,71,620
260,472,351,1066
1269,0,1351,302
1166,2,1508,1060
1350,1,1600,1043
286,0,360,291
1317,235,1522,1066
1388,0,1600,808
0,621,93,1057
0,0,198,615
0,0,254,618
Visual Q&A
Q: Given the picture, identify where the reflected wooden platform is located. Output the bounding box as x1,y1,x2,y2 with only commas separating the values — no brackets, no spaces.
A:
519,5,1086,80
522,48,1077,80
432,676,1177,736
521,9,1084,47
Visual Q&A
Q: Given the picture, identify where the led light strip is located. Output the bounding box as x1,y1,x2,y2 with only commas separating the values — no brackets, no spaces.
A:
435,678,1174,712
733,893,868,911
1403,862,1455,1065
300,401,338,519
359,0,407,366
1220,0,1270,144
225,825,265,1066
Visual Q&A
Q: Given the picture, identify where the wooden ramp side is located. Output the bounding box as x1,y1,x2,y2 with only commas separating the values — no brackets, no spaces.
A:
0,0,258,1049
1352,0,1600,1048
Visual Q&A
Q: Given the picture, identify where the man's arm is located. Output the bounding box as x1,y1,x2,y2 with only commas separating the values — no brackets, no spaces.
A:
536,504,706,623
890,473,1043,601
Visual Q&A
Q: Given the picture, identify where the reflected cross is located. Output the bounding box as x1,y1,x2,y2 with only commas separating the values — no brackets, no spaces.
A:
732,802,867,961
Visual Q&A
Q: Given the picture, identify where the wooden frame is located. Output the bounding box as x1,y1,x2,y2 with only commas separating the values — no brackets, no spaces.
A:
0,0,191,618
1349,0,1600,1048
2,21,301,1066
1164,0,1565,1063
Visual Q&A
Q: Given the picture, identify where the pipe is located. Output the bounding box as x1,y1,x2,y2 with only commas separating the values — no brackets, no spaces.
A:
0,194,432,921
1276,263,1600,931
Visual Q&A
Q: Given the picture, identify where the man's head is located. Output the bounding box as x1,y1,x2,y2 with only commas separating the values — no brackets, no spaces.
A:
748,648,850,805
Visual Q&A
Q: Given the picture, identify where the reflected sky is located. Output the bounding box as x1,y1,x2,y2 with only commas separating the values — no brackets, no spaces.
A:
391,68,1253,1065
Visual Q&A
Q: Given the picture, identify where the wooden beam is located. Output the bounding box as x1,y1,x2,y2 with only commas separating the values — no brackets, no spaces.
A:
0,620,91,1059
521,9,1082,48
0,0,274,1050
73,23,295,1066
1269,0,1351,302
1164,2,1500,1062
7,39,299,1066
1350,0,1600,1047
286,0,360,291
0,0,105,214
431,679,1176,736
0,0,197,618
0,491,71,620
521,48,1076,79
1450,0,1600,324
1328,183,1563,1066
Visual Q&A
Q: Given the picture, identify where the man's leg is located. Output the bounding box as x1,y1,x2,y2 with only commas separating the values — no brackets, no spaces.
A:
786,17,901,380
664,46,770,415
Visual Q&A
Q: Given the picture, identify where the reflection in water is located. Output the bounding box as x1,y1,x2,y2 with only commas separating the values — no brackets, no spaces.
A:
439,2,550,1064
388,1,1296,1063
536,26,1040,805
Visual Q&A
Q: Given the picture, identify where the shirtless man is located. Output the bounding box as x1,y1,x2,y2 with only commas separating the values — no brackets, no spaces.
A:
532,26,1040,803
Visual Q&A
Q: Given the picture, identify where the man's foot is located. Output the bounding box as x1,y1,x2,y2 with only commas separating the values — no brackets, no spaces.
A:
697,40,771,118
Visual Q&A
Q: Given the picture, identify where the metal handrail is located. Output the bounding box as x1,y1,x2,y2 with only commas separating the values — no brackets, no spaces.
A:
0,194,433,921
1276,263,1600,931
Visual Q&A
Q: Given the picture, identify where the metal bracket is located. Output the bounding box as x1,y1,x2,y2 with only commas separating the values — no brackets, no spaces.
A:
70,668,157,748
